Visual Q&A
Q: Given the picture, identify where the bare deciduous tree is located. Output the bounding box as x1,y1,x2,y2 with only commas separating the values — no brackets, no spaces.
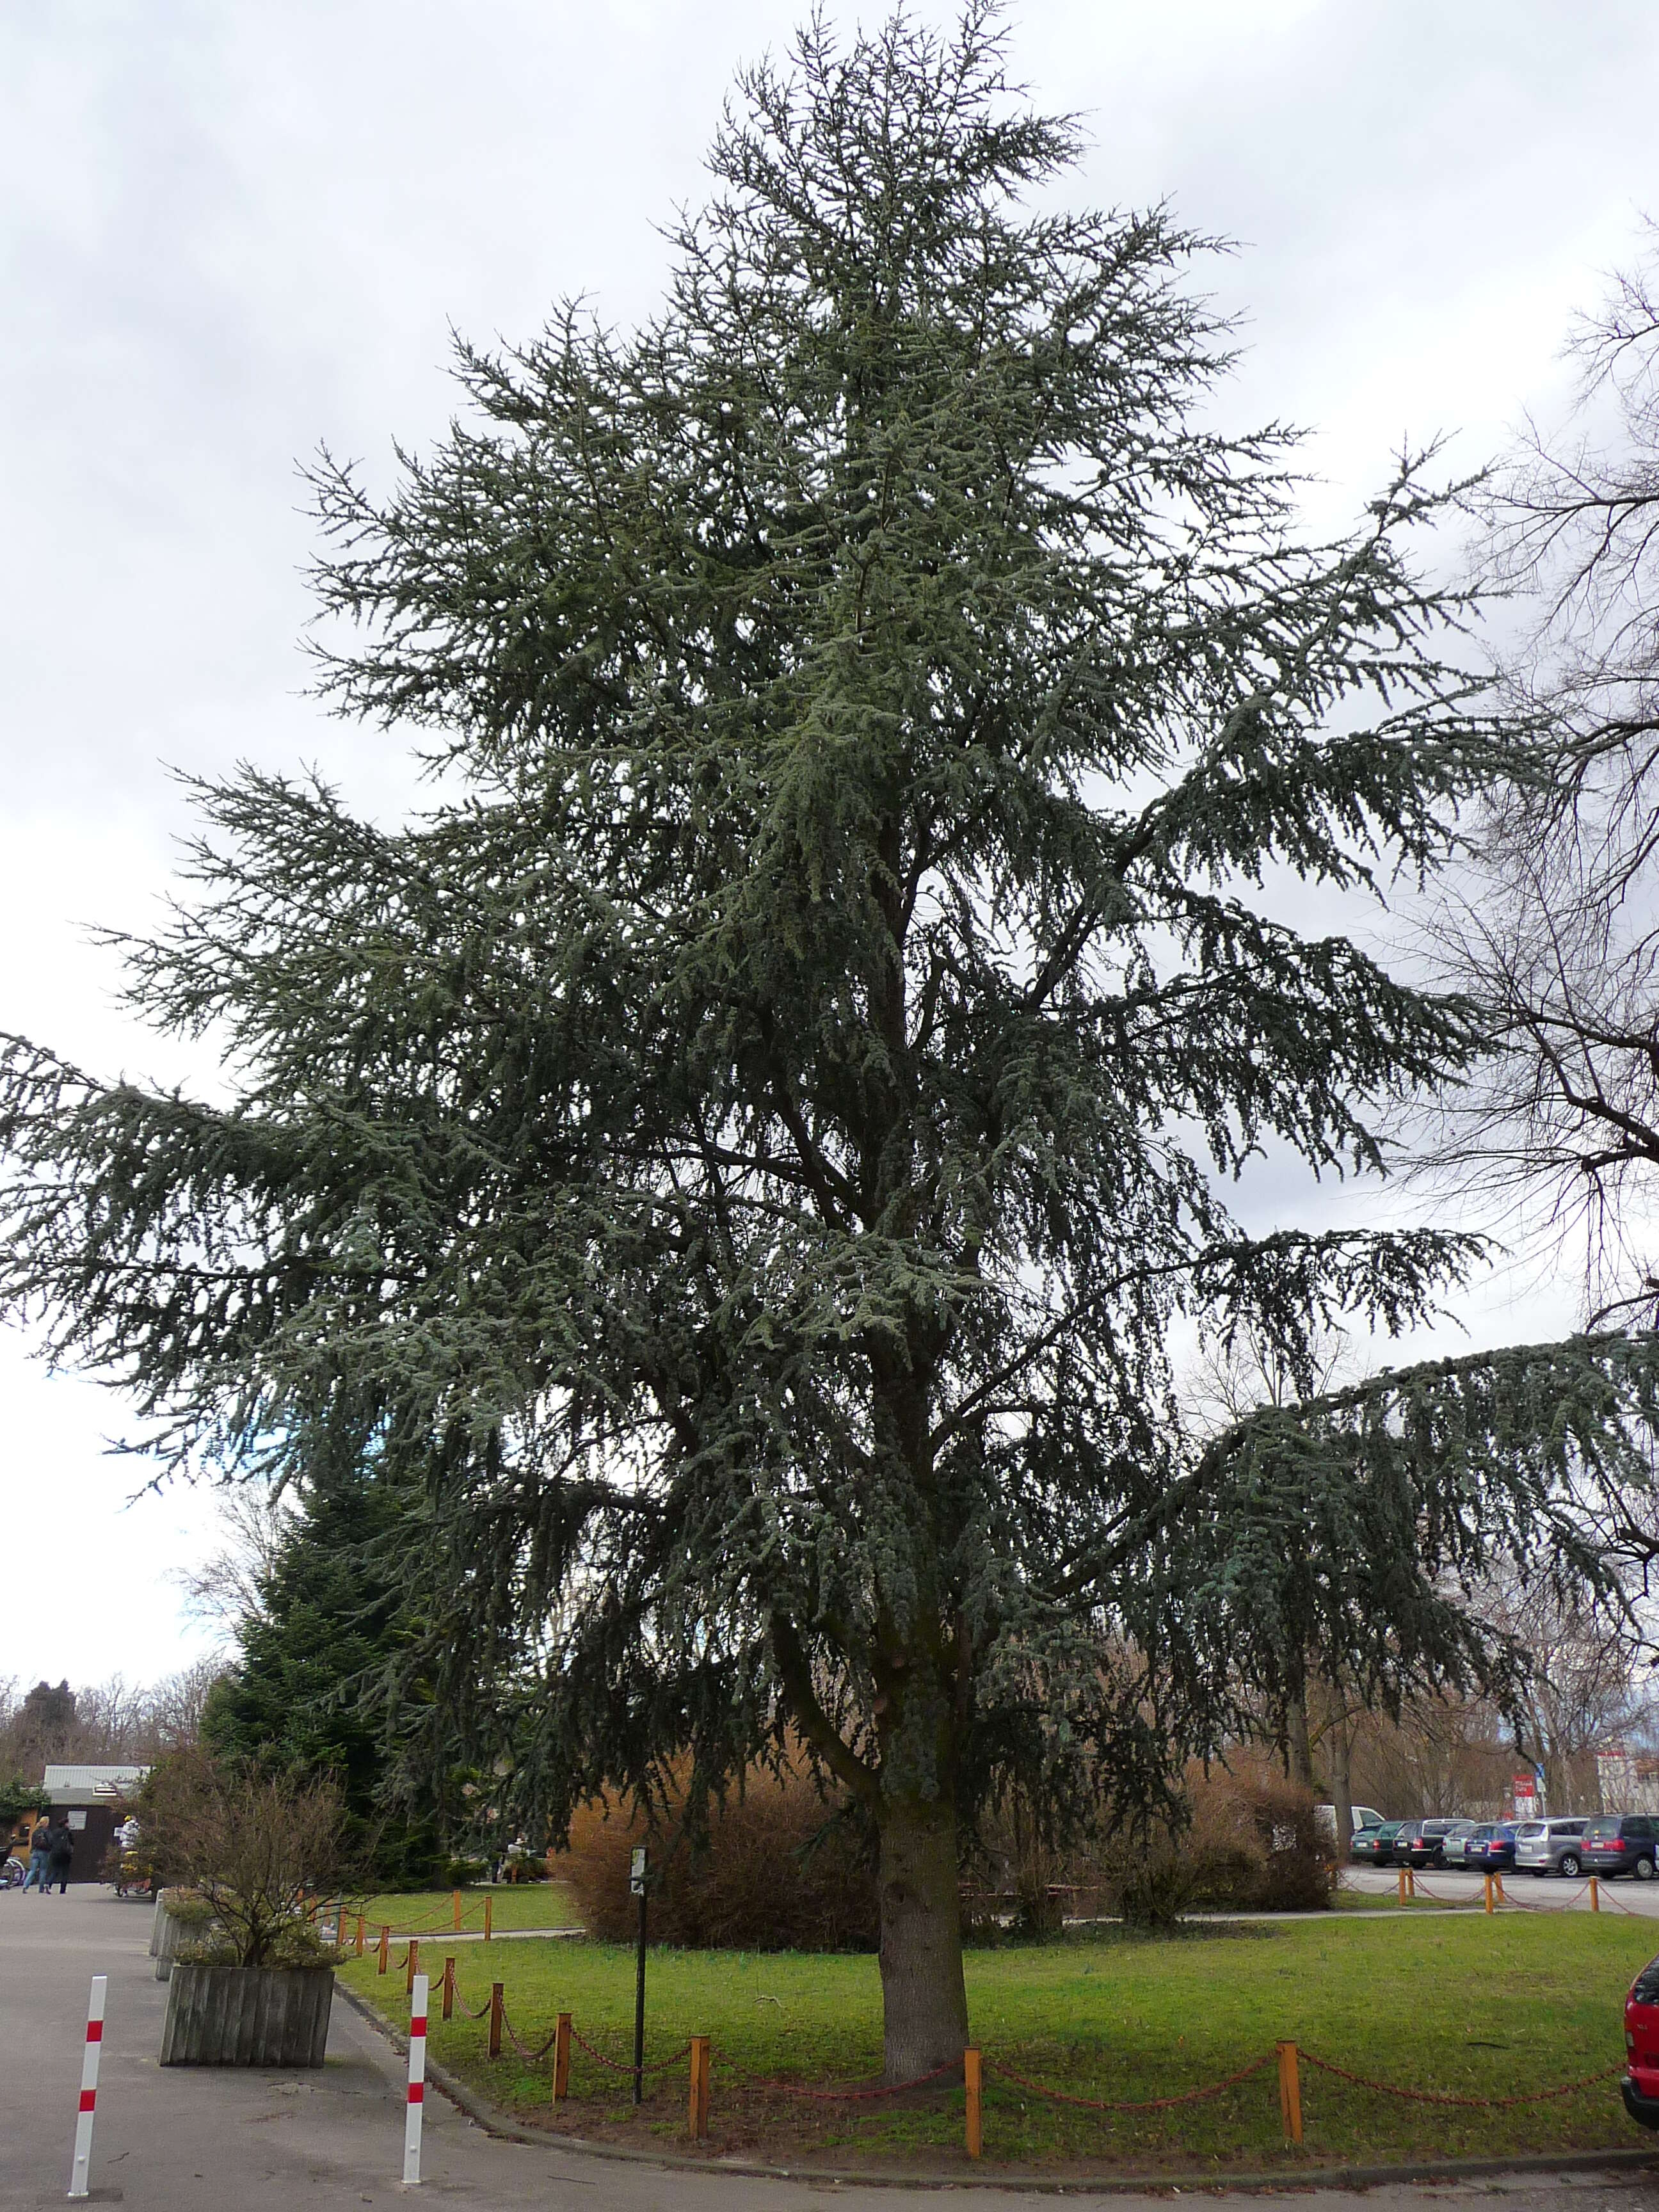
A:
1434,231,1659,1326
0,1662,225,1775
172,1488,296,1637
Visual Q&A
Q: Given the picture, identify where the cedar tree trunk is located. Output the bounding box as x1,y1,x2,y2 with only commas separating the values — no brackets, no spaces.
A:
875,1793,968,2084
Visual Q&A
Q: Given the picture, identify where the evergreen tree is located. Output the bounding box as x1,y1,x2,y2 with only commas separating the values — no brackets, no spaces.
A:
3,12,1655,2071
202,1475,443,1886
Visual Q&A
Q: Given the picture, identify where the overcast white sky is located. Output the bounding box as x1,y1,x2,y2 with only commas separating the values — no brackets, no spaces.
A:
2,0,1656,1692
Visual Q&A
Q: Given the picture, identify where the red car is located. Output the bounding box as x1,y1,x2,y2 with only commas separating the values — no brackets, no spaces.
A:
1624,1955,1659,2128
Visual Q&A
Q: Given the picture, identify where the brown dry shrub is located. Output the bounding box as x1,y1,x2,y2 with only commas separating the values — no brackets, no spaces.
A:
1186,1767,1333,1911
136,1747,348,1966
1091,1765,1333,1926
560,1761,877,1952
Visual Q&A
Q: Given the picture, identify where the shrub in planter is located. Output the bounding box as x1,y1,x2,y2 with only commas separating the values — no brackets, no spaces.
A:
140,1752,348,2066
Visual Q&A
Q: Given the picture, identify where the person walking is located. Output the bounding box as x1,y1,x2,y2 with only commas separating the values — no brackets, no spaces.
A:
20,1815,51,1893
44,1817,74,1895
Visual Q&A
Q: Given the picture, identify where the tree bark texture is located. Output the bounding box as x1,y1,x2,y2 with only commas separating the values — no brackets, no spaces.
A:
1326,1699,1355,1854
1286,1674,1315,1791
876,1797,968,2084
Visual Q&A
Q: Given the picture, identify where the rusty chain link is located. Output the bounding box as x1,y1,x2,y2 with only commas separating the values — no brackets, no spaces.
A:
987,2052,1274,2113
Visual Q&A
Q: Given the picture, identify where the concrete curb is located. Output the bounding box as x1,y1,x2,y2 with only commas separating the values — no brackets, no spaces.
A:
334,1983,1659,2196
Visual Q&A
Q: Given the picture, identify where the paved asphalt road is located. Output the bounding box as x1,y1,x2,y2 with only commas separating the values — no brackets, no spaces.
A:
6,1887,1659,2212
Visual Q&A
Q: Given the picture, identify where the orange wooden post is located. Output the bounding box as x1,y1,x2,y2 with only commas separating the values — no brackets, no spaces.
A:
1484,1874,1494,1914
355,1912,366,1957
484,1895,493,1942
1406,1866,1416,1899
453,1888,463,1931
442,1956,455,2021
377,1925,390,1974
964,2046,982,2160
1591,1877,1601,1912
488,1982,504,2060
553,2013,572,2103
406,1939,420,1996
1276,2041,1302,2145
1496,1872,1506,1903
1397,1868,1407,1905
687,2036,710,2140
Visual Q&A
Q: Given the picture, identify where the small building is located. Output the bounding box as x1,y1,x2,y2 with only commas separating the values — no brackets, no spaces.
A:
1596,1746,1659,1818
38,1765,150,1884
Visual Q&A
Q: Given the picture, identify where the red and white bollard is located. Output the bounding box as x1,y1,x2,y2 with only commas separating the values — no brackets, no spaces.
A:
68,1974,108,2200
404,1971,428,2186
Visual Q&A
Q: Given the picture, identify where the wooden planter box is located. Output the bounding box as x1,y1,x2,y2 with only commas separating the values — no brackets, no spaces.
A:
160,1962,334,2067
152,1892,218,1982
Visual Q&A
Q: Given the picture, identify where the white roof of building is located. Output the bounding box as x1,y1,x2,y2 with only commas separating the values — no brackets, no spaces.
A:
41,1765,149,1797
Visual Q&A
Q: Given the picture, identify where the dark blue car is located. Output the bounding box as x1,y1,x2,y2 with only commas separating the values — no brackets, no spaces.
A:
1467,1822,1518,1871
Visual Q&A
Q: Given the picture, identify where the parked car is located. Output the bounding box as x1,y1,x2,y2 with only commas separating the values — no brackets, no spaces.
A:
1439,1822,1483,1868
1466,1822,1519,1871
1624,1953,1659,2128
1350,1820,1404,1866
1583,1816,1659,1882
1514,1818,1589,1876
1397,1818,1466,1870
1316,1803,1386,1841
1398,1813,1459,1866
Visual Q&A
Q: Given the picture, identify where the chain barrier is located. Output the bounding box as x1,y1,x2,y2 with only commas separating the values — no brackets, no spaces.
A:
1299,2048,1623,2110
1496,1879,1591,1914
566,2023,694,2078
1601,1885,1646,1915
987,2052,1274,2113
410,1973,1637,2136
500,2005,561,2064
374,1907,484,1936
1400,1877,1482,1907
721,2055,963,2103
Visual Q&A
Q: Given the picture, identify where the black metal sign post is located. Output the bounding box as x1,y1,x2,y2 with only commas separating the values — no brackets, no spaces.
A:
630,1847,648,2106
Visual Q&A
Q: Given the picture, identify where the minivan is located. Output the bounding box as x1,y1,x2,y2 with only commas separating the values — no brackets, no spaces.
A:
1513,1818,1587,1876
1583,1816,1659,1882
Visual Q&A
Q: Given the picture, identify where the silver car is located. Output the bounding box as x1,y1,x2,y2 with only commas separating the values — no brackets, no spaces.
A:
1513,1817,1587,1876
1440,1820,1480,1867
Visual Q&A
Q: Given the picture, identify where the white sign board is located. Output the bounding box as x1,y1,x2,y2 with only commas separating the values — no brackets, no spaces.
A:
630,1847,648,1896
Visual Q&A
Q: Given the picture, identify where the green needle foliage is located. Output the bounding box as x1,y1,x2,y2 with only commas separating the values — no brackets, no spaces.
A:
202,1473,445,1887
1,10,1655,2070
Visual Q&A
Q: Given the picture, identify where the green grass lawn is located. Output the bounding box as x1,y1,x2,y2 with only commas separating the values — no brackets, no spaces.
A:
341,1913,1658,2173
347,1884,581,1937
